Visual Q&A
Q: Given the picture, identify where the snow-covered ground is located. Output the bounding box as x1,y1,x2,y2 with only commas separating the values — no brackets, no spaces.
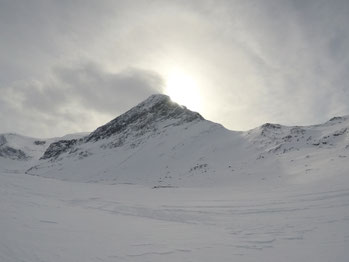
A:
1,170,349,262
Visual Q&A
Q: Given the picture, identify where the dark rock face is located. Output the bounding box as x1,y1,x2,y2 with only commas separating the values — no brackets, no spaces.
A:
0,135,29,160
0,135,7,147
333,128,348,137
40,139,77,160
0,146,28,160
34,140,46,145
261,123,282,130
329,116,344,122
85,94,204,143
260,123,283,138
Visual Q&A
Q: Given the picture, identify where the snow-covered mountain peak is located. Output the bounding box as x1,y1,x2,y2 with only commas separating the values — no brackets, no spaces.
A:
137,94,170,109
328,115,348,122
36,94,206,164
85,94,204,142
322,115,349,127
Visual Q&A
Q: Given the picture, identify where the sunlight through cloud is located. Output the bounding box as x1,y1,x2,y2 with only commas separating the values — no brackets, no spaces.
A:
164,69,202,112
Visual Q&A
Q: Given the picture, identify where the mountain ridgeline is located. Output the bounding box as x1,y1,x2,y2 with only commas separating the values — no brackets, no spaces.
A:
1,94,348,187
85,94,204,142
40,94,204,161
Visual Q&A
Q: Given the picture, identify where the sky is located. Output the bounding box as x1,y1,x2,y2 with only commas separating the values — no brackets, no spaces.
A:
1,0,349,138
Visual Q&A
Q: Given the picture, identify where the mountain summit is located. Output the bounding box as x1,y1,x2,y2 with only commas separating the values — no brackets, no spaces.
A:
38,94,205,161
85,94,204,142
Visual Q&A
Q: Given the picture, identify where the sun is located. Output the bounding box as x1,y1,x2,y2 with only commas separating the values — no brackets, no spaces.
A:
164,70,202,112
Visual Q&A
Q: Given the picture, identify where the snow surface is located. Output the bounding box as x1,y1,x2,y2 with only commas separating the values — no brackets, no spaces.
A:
1,95,349,261
1,170,349,262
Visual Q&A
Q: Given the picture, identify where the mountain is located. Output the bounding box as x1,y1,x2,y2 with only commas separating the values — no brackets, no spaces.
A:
0,133,45,161
0,133,87,174
39,94,203,160
20,94,349,188
27,94,237,185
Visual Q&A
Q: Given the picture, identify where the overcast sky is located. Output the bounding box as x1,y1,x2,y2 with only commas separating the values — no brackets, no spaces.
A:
1,0,349,137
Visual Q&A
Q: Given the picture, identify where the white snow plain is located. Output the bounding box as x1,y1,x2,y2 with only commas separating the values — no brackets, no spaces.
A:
1,169,349,262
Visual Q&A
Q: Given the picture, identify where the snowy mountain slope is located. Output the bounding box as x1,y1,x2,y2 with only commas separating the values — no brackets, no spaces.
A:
244,116,349,185
245,116,349,155
0,133,47,160
0,133,53,174
0,132,87,174
25,94,349,187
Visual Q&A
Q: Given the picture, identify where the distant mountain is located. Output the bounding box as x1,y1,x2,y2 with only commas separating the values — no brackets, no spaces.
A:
2,94,348,187
0,133,47,161
0,133,87,174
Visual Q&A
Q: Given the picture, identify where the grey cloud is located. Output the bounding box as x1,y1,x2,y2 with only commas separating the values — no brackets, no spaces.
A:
53,62,163,114
0,62,163,137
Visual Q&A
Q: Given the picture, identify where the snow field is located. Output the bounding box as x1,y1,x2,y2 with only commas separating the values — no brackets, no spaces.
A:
1,171,349,262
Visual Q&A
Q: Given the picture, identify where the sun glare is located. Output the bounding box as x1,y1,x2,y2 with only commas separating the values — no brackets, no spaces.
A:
164,70,202,112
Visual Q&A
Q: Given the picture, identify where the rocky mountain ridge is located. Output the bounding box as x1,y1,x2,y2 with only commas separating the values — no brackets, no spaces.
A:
40,94,204,161
1,94,349,187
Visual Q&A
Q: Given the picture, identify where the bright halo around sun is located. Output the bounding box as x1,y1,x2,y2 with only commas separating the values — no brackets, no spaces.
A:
164,70,202,112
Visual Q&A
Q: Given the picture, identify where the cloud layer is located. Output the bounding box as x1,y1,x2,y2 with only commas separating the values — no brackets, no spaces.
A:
0,62,163,137
1,0,349,136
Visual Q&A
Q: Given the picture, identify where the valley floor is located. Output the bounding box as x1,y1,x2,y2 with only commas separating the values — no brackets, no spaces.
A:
1,171,349,262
